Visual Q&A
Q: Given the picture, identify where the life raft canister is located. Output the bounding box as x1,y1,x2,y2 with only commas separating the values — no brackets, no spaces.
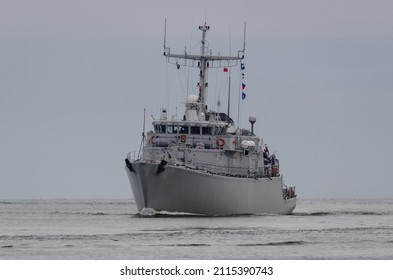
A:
180,135,187,143
216,138,225,148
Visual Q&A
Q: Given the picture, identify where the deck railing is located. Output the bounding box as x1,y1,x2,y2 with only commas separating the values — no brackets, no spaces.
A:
137,147,280,178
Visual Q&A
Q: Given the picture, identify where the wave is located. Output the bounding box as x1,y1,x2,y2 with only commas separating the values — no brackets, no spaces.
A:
0,199,134,206
155,243,211,247
50,211,131,216
237,241,306,246
0,233,133,241
294,226,393,235
293,211,387,217
137,210,391,218
51,211,109,216
135,208,204,218
134,208,278,218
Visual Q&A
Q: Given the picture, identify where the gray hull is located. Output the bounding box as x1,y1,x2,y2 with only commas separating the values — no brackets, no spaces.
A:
126,161,296,215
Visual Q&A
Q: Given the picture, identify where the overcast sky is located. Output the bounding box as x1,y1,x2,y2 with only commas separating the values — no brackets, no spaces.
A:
1,0,392,199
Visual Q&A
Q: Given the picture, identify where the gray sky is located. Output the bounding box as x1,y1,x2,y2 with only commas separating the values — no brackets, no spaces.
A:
1,0,392,199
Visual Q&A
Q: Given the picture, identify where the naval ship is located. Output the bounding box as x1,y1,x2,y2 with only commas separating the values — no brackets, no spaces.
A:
125,22,297,215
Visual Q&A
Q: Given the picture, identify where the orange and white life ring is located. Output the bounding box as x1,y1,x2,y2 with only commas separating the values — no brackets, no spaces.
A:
216,138,225,148
180,135,187,143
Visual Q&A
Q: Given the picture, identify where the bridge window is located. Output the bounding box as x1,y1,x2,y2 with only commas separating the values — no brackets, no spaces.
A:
215,127,224,135
202,127,212,135
190,126,200,135
167,125,178,134
154,125,166,133
179,126,189,134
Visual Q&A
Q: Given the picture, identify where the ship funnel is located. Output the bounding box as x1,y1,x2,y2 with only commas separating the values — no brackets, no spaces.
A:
249,116,256,135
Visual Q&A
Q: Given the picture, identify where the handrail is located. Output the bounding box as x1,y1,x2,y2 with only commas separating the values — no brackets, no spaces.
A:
139,146,280,178
192,162,279,178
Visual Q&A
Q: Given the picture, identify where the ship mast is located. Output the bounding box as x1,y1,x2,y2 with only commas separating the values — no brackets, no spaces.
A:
163,21,245,118
198,23,209,107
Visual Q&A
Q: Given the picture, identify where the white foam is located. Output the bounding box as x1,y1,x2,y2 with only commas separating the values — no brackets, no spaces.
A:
139,208,157,216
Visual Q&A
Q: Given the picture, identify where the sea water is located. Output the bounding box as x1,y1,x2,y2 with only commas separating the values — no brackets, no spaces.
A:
0,198,392,259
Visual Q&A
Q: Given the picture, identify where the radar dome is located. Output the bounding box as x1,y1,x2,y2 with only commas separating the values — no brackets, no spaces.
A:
186,95,199,103
249,116,256,124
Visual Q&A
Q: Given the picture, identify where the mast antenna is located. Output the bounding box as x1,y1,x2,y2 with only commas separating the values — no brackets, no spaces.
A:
163,21,245,121
163,18,170,56
243,22,246,53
